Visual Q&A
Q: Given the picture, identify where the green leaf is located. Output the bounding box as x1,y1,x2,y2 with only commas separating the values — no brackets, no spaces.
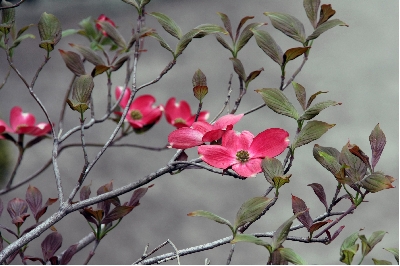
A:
251,29,283,65
215,33,233,53
71,74,94,104
261,157,284,185
359,231,386,258
62,29,82,38
369,123,386,170
147,32,173,55
194,24,228,36
372,258,392,265
271,212,304,251
0,0,15,34
283,47,310,65
298,100,341,121
230,234,271,250
149,12,182,39
59,49,86,76
293,120,335,148
279,248,307,265
384,248,399,264
340,231,359,265
256,88,299,119
10,33,35,49
229,58,246,81
69,43,105,66
303,0,320,28
234,197,273,231
306,90,328,108
235,16,254,41
264,12,306,43
234,22,263,55
312,145,341,177
292,82,307,111
216,12,233,39
97,20,126,48
174,29,201,58
187,210,234,234
307,19,348,41
16,24,34,39
121,0,140,11
38,12,62,52
78,17,96,40
360,172,395,193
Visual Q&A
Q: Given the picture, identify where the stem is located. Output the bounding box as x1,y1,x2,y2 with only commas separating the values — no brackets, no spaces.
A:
314,204,356,238
83,239,100,265
211,74,233,123
5,138,24,189
226,244,235,265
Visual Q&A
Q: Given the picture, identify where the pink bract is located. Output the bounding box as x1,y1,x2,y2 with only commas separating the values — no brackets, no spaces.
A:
168,113,244,149
164,97,209,129
198,128,290,178
0,106,51,137
96,14,116,36
114,86,163,129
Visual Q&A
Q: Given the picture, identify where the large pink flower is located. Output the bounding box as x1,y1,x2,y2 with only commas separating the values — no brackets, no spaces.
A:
198,128,290,178
164,97,209,129
96,14,116,37
0,106,51,137
168,113,243,149
115,86,163,129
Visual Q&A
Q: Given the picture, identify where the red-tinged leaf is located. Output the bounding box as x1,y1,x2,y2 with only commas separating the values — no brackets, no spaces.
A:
59,49,86,76
216,12,233,39
307,183,328,211
41,232,62,261
192,69,207,87
79,208,99,226
60,244,78,265
97,181,113,214
292,82,307,111
369,123,386,170
317,4,336,27
97,20,126,48
235,16,254,41
306,91,328,109
7,198,30,226
307,19,348,41
91,65,110,77
35,198,57,222
339,143,367,183
49,256,58,265
283,47,310,65
229,58,246,81
348,144,372,171
80,182,91,201
23,255,45,264
127,184,153,207
44,198,58,208
372,258,392,265
193,85,208,102
264,12,306,43
26,185,42,218
291,195,313,230
101,206,134,224
303,0,321,28
309,220,332,234
271,248,287,265
111,52,132,72
360,172,395,193
245,68,264,86
69,43,105,66
174,29,202,58
251,28,283,66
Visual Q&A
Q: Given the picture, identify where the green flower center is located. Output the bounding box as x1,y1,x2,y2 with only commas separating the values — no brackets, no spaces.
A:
236,150,250,163
174,118,186,124
130,110,143,120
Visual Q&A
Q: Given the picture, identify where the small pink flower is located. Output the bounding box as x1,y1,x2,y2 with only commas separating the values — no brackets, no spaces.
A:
115,86,163,129
198,128,290,178
96,14,116,37
164,97,209,129
0,106,51,137
168,113,243,149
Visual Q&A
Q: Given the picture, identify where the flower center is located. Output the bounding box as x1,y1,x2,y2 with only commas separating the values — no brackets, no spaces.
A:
130,110,143,120
174,118,186,124
236,150,250,163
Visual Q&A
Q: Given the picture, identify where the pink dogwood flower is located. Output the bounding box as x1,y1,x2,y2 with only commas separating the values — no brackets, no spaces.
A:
96,14,116,37
115,86,163,129
198,128,290,178
0,106,51,137
164,97,209,129
168,113,243,149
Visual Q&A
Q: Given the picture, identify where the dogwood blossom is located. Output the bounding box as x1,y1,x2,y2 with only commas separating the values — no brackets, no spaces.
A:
198,128,290,178
164,97,209,128
115,86,163,129
168,114,243,149
0,106,51,137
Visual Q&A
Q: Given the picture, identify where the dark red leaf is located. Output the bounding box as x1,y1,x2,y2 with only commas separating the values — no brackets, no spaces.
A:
307,183,328,211
127,184,154,207
101,206,134,224
369,123,386,170
0,224,18,238
97,181,113,214
348,144,372,171
23,255,45,264
7,198,29,225
291,195,313,230
79,208,100,226
331,225,345,241
26,185,43,217
49,256,59,265
44,198,58,208
309,219,332,234
80,183,91,201
41,232,63,261
60,244,78,265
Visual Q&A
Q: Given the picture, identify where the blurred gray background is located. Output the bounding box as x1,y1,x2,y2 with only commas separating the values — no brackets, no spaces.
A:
0,0,398,264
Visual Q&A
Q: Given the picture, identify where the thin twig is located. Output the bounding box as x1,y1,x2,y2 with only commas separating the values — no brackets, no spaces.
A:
83,239,99,265
212,73,233,123
0,0,26,9
230,76,245,114
5,142,24,189
133,241,169,264
226,244,235,265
